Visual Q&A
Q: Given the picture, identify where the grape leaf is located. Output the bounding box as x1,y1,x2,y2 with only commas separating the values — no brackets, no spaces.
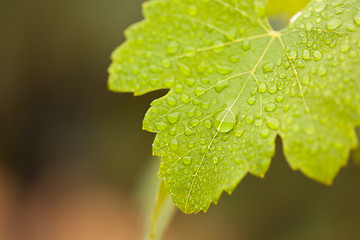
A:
109,0,360,213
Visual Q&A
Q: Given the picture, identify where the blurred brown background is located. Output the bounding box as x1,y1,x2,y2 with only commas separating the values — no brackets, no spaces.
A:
0,0,359,240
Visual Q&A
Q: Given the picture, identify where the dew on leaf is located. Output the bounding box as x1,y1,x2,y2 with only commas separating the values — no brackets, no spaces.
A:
188,4,198,16
204,119,213,129
178,63,192,76
354,11,360,26
183,156,192,165
166,41,179,54
167,112,180,124
247,96,257,105
313,50,323,60
262,63,274,73
326,19,343,30
241,41,251,51
170,139,179,151
180,94,190,103
155,122,168,131
265,103,277,112
215,109,236,133
214,80,230,93
266,118,280,130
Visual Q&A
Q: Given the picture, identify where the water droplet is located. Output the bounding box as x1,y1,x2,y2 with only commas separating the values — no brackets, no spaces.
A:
215,109,236,133
230,55,240,63
263,63,274,73
149,65,164,73
255,0,266,17
275,95,284,102
318,66,328,76
180,94,190,103
174,84,184,93
195,87,205,96
183,156,192,165
265,103,277,112
326,19,343,30
188,5,198,16
166,41,179,54
170,139,179,151
204,119,212,129
185,78,195,87
214,64,233,75
340,44,350,53
163,77,175,88
155,122,168,131
247,96,257,105
306,23,313,31
313,50,323,60
245,114,255,124
354,12,360,26
260,128,270,139
290,50,298,58
241,41,251,51
212,40,224,53
235,129,245,138
266,118,280,130
167,112,180,124
166,97,177,106
313,2,327,12
178,63,192,76
214,80,229,93
259,83,267,93
185,128,195,135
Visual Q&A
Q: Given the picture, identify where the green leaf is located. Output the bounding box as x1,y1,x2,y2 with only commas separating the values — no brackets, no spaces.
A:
109,0,360,213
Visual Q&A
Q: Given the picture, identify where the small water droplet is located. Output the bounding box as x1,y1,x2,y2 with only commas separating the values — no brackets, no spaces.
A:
260,128,270,138
166,41,179,54
155,122,168,131
354,11,360,26
212,40,224,53
183,156,192,165
313,50,323,60
263,63,274,73
204,119,212,129
166,96,177,106
188,5,198,16
185,78,195,87
241,41,251,51
265,103,277,112
167,112,180,124
170,139,179,151
247,96,257,105
180,94,190,103
259,83,267,93
178,63,192,76
214,80,229,93
214,64,233,75
266,118,280,130
326,19,343,30
215,109,236,133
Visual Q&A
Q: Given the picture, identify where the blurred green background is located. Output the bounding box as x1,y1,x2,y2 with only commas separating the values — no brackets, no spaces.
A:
0,0,359,239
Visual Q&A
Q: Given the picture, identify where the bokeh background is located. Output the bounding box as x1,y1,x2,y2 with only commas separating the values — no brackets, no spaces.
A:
0,0,359,239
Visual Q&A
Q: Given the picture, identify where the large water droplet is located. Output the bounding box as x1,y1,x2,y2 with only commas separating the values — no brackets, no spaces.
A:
204,119,213,129
215,109,236,133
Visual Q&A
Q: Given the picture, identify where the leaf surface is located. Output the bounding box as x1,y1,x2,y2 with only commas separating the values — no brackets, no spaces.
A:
109,0,360,213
